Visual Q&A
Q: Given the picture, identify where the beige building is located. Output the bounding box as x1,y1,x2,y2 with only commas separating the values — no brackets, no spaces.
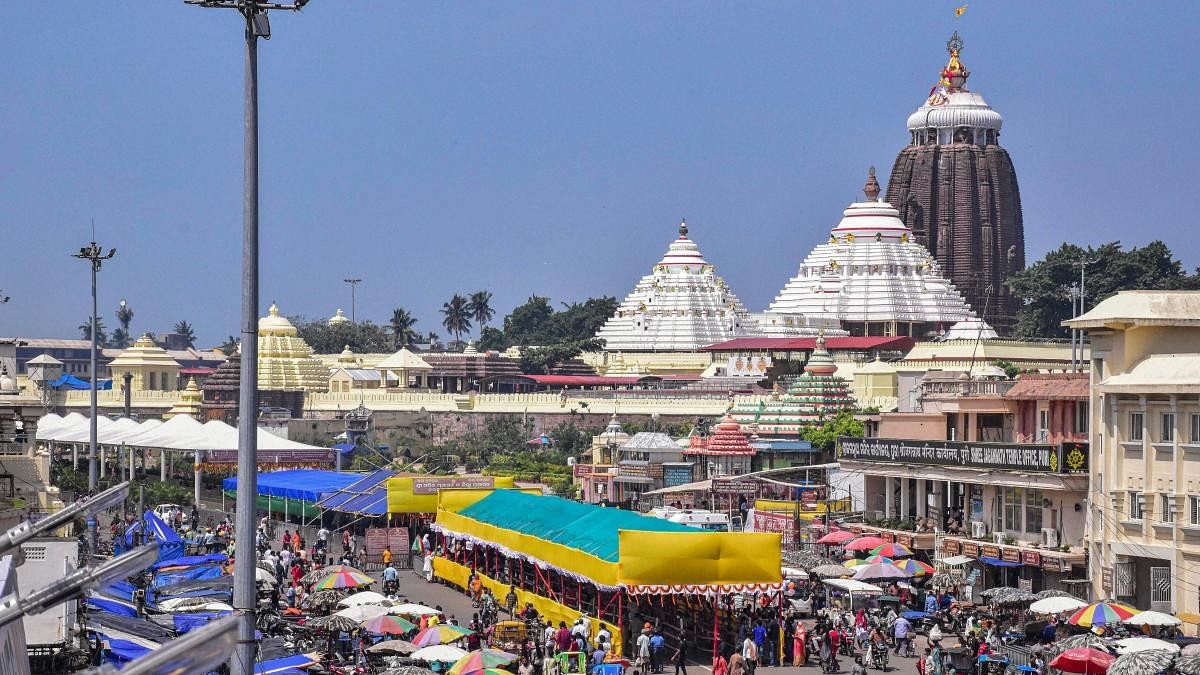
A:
107,334,182,392
1068,290,1200,618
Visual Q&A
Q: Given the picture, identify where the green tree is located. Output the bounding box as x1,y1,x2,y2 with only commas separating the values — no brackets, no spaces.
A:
79,316,108,345
503,295,555,345
800,410,865,453
1007,241,1200,338
441,294,472,346
110,328,131,349
112,301,134,348
173,320,197,348
468,291,495,338
518,338,604,374
219,335,239,356
426,331,441,349
478,326,507,352
295,317,391,353
388,307,419,350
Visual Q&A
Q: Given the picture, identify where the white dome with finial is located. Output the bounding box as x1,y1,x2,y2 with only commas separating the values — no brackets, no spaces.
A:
906,31,1003,136
328,308,350,326
595,220,760,351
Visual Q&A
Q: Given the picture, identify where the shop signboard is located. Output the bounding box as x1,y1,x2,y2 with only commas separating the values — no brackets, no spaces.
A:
897,533,913,547
573,464,593,478
962,542,980,558
752,511,796,548
366,527,410,565
412,476,495,494
838,437,1058,473
1002,548,1020,563
943,539,961,555
880,531,895,543
1018,578,1033,593
662,464,693,488
712,478,759,496
1021,551,1041,567
1102,569,1113,592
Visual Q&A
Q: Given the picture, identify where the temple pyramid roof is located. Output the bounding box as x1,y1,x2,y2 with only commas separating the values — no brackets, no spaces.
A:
257,304,329,392
686,414,755,456
730,334,856,436
165,378,203,419
108,334,181,369
595,221,760,352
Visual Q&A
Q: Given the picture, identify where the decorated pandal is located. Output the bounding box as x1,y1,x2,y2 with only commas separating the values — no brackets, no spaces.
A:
730,334,855,435
595,221,760,352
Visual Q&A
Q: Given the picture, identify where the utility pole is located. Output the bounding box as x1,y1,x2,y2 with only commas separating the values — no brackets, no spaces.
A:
182,2,309,673
72,238,116,555
1074,258,1098,373
344,277,362,323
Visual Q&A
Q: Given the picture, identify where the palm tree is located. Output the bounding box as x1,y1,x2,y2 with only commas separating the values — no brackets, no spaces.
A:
116,300,133,333
468,291,494,338
219,335,239,356
110,328,131,349
79,316,108,345
441,295,472,347
388,307,419,349
173,320,197,348
426,331,440,349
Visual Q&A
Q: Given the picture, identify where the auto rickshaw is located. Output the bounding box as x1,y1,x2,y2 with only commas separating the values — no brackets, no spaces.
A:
490,620,527,651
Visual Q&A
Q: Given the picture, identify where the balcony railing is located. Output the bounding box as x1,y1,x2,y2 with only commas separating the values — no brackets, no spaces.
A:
921,380,1016,398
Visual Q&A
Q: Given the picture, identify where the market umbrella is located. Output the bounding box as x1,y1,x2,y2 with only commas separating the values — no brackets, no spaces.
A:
390,603,442,617
412,624,474,647
1070,602,1138,628
1176,655,1200,675
991,588,1037,606
870,543,913,558
927,572,960,588
852,562,911,581
363,614,419,636
447,648,520,675
845,536,886,552
892,559,935,577
306,614,362,633
863,555,895,564
307,588,349,607
1049,648,1116,674
368,640,421,655
979,586,1018,600
811,564,854,578
313,569,375,590
339,591,390,607
1030,596,1088,615
1183,645,1200,657
816,530,856,545
336,604,390,622
1107,649,1177,675
1047,634,1114,661
256,567,276,584
382,667,438,675
302,564,366,587
412,645,468,663
257,560,276,573
1114,638,1180,655
843,558,870,568
1124,611,1182,627
1035,589,1080,600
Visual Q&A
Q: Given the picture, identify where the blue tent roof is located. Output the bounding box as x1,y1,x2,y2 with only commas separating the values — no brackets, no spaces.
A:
50,374,112,390
256,654,317,675
455,490,697,563
979,556,1022,568
316,468,394,516
150,553,228,571
223,469,361,502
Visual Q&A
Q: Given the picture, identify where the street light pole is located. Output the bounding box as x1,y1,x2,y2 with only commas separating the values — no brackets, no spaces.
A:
182,2,309,673
344,277,362,323
72,239,116,555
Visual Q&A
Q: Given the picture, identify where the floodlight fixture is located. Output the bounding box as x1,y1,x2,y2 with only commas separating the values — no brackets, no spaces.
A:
81,614,239,675
0,481,130,558
0,544,156,629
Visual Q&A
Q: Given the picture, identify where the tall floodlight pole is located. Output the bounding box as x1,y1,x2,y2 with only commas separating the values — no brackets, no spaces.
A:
1075,257,1098,373
183,2,309,673
72,240,116,555
344,277,362,322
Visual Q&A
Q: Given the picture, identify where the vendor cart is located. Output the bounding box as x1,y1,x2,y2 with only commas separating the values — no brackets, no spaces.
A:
490,620,527,652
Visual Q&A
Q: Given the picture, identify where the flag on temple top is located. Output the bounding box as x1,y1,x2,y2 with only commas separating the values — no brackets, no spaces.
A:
955,4,968,18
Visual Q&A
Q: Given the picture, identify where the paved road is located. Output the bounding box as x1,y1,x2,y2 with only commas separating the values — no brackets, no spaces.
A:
388,562,925,675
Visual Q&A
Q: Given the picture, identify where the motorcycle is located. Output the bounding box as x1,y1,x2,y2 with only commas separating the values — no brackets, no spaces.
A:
866,641,889,671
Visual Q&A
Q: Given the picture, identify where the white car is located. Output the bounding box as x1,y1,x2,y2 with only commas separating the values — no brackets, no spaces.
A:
153,504,182,520
789,594,813,617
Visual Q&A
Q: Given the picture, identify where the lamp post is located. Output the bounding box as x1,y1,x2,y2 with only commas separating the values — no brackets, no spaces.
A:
72,240,116,555
182,2,309,673
344,277,362,323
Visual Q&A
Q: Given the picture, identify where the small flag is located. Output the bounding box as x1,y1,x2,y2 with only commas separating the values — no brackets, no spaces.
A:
955,4,968,17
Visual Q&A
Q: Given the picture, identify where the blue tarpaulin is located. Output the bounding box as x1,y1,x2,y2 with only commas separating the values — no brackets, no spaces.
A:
50,374,112,390
86,597,138,617
979,556,1022,568
172,611,230,634
223,469,360,503
255,654,318,675
99,580,137,601
316,468,394,516
152,565,224,589
103,638,152,665
334,443,356,455
150,553,228,571
126,510,184,563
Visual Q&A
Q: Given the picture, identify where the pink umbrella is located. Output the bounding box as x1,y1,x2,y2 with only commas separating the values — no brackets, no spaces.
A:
844,536,886,552
816,530,856,545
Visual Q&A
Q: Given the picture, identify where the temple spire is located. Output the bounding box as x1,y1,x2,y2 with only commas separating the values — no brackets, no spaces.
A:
678,218,688,238
863,166,880,201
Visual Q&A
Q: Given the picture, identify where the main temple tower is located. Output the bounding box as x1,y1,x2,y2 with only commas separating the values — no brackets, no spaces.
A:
885,32,1025,333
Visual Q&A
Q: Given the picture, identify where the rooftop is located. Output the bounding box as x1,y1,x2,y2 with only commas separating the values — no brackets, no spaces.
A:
1064,290,1200,330
1004,372,1089,401
703,336,914,352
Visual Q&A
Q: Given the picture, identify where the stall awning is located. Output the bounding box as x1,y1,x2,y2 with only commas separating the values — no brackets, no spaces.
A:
979,556,1022,568
223,470,360,503
822,579,883,594
317,469,395,516
941,555,975,566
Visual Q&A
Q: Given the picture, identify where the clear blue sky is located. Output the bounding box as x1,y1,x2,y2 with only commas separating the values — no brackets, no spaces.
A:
2,1,1196,347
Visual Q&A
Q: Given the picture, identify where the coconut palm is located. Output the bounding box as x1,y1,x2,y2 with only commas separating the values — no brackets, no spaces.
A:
173,320,197,348
79,316,108,345
441,295,472,347
389,307,419,349
219,335,239,356
468,291,494,338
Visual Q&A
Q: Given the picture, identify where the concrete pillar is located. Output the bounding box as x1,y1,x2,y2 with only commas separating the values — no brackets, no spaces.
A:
884,477,894,518
966,412,976,442
918,480,928,518
195,450,203,510
129,446,135,482
900,478,911,519
100,446,106,478
73,445,78,470
161,449,167,481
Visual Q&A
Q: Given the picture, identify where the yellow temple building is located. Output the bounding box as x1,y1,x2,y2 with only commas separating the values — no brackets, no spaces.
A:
107,334,182,392
257,303,329,393
164,377,203,418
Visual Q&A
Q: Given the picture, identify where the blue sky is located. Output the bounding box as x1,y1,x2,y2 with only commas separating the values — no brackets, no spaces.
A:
2,2,1196,347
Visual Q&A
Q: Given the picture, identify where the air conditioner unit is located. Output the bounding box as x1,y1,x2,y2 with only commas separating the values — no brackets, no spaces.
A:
994,532,1007,545
971,521,987,538
1041,528,1059,548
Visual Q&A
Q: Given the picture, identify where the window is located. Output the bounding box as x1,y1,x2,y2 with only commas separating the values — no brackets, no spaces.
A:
1162,494,1176,524
1190,496,1200,526
1129,491,1144,520
1038,410,1049,441
1130,412,1145,442
1162,413,1176,443
1191,414,1200,444
1075,401,1090,435
1003,487,1023,532
1025,488,1044,534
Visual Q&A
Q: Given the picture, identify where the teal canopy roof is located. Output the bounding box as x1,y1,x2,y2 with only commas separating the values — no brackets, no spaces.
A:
455,490,697,562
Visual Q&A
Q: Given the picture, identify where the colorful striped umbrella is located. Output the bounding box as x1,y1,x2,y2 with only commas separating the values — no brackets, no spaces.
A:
844,536,886,552
413,624,474,646
843,558,870,568
892,559,935,577
870,543,913,558
448,649,519,675
362,614,418,636
313,569,375,590
1069,602,1138,628
852,562,912,581
1049,648,1116,674
863,555,894,564
816,530,856,545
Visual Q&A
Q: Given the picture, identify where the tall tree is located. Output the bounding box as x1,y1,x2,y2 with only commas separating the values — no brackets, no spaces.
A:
79,316,108,345
1007,241,1200,338
111,301,134,348
388,307,419,349
468,291,495,338
219,335,239,356
172,320,197,348
441,294,472,346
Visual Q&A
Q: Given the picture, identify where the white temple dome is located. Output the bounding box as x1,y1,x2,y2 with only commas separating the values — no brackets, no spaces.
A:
941,317,999,341
328,308,350,326
907,91,1002,132
595,220,760,352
